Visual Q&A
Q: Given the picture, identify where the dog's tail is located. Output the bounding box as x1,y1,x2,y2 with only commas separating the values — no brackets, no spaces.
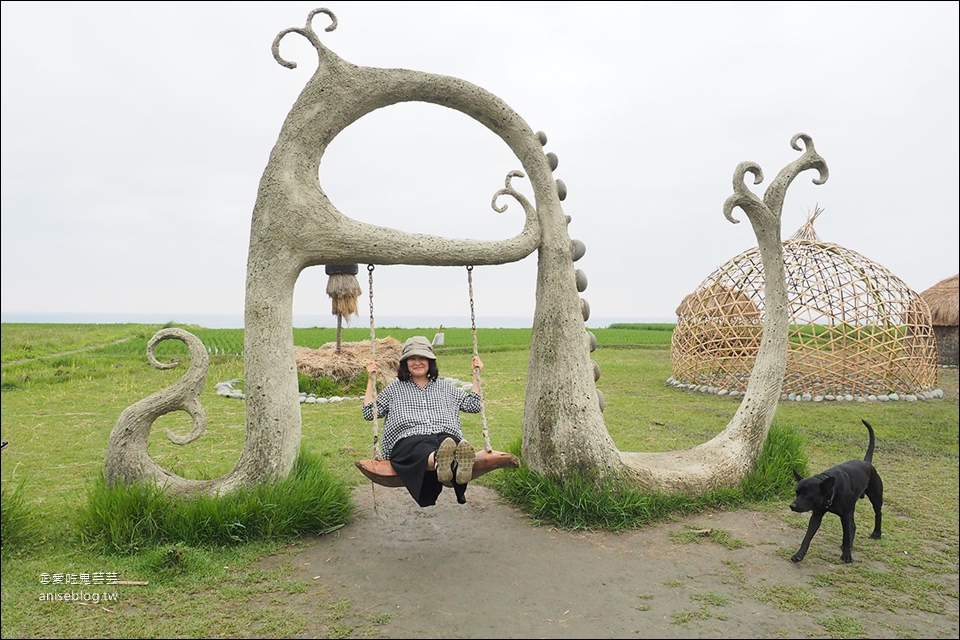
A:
861,419,876,463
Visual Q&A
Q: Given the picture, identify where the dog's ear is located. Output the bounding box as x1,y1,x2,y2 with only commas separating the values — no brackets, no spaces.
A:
820,476,835,494
792,469,804,482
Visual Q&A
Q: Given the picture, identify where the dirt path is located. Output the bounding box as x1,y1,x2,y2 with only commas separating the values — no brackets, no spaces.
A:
260,485,958,639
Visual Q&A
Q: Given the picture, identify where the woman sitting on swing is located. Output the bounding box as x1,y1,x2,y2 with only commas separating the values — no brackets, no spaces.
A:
363,336,483,507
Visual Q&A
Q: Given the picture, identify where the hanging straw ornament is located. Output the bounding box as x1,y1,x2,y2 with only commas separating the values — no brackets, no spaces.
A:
325,264,362,353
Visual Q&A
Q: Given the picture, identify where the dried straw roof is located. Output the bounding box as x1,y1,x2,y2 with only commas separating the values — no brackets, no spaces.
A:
920,274,959,326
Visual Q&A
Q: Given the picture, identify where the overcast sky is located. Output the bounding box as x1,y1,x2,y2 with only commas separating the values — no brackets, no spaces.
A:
2,1,957,328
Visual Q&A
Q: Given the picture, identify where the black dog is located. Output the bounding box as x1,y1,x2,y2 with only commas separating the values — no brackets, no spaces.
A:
789,419,883,563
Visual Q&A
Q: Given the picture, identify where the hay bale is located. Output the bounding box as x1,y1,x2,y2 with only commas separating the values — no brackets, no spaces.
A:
294,337,403,384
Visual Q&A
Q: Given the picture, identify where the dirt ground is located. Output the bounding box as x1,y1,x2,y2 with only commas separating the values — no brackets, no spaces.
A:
259,484,959,639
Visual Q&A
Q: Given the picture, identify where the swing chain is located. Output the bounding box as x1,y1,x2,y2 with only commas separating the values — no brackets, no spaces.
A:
466,266,492,453
367,264,381,461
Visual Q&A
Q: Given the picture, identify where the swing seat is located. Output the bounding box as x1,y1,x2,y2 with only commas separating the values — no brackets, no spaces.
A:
356,449,520,488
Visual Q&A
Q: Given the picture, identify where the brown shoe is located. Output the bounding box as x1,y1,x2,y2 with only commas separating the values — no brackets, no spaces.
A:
435,437,456,485
454,439,476,485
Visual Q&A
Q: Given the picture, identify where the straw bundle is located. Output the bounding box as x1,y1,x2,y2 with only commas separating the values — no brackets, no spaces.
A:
295,337,403,384
325,264,362,317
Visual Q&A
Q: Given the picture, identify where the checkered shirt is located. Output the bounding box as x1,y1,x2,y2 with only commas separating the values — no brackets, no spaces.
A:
362,378,482,459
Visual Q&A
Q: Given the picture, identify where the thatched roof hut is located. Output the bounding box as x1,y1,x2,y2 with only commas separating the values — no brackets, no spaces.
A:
920,274,959,326
920,274,959,366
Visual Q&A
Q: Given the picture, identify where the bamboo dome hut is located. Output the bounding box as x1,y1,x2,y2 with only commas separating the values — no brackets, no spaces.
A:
669,207,941,401
919,274,959,366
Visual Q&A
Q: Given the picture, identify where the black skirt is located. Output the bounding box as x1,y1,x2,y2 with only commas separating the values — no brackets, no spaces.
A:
389,432,467,507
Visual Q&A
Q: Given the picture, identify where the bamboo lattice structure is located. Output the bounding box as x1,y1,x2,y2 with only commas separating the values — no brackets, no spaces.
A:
670,208,939,400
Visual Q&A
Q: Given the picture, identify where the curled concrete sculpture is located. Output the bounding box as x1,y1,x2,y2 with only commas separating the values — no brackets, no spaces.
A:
104,8,827,497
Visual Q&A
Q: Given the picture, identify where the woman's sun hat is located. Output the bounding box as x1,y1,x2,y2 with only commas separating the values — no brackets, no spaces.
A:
399,335,436,361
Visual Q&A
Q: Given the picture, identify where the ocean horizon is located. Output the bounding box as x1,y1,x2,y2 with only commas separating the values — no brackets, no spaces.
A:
0,311,676,329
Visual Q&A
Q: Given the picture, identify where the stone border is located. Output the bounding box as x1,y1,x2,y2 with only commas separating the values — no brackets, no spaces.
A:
664,376,945,402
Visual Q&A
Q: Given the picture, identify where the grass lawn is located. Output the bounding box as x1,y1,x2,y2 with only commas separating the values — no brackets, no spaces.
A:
1,323,957,637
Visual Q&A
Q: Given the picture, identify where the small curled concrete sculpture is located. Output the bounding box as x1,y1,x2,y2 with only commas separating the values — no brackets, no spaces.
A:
105,8,826,497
